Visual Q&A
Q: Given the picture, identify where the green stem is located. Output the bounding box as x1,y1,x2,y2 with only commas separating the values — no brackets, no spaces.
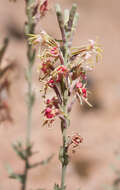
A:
55,4,78,190
60,122,68,190
60,90,69,190
61,164,67,189
21,160,28,190
26,45,35,147
21,1,35,190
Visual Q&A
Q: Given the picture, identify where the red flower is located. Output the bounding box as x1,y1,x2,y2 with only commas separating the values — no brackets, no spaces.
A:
80,72,87,80
41,59,52,74
46,99,51,104
41,63,48,73
76,82,87,98
57,65,68,73
50,47,59,57
82,88,87,98
47,78,55,87
76,82,82,89
48,79,55,84
71,133,83,148
45,107,54,118
40,0,48,16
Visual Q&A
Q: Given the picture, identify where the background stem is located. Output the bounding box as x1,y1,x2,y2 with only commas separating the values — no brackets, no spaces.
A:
21,1,36,189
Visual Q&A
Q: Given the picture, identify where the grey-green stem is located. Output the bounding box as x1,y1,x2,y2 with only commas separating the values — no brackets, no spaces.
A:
21,1,35,190
60,120,68,190
55,4,78,190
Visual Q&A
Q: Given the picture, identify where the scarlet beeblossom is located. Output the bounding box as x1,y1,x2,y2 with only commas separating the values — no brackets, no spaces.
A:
28,30,102,127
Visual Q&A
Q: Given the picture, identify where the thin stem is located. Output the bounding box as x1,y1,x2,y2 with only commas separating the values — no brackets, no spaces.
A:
60,76,69,190
67,4,77,33
21,162,28,190
21,1,36,189
60,121,68,190
26,45,35,147
61,164,66,190
55,4,78,190
55,4,66,43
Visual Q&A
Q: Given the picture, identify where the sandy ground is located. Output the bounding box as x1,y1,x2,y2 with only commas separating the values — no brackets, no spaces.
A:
0,0,120,190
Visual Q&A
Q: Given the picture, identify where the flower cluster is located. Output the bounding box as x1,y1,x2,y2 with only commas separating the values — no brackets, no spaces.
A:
70,133,83,152
28,30,102,126
66,133,83,153
42,97,60,126
47,65,68,87
76,82,87,98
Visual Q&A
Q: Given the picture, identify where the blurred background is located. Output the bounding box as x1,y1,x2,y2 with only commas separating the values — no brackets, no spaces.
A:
0,0,120,189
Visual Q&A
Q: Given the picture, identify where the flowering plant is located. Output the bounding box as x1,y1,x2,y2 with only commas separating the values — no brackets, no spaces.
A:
29,32,102,125
28,3,103,190
6,1,102,189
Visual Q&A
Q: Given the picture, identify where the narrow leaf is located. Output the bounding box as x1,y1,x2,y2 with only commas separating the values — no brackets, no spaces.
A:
30,154,54,169
12,143,26,160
